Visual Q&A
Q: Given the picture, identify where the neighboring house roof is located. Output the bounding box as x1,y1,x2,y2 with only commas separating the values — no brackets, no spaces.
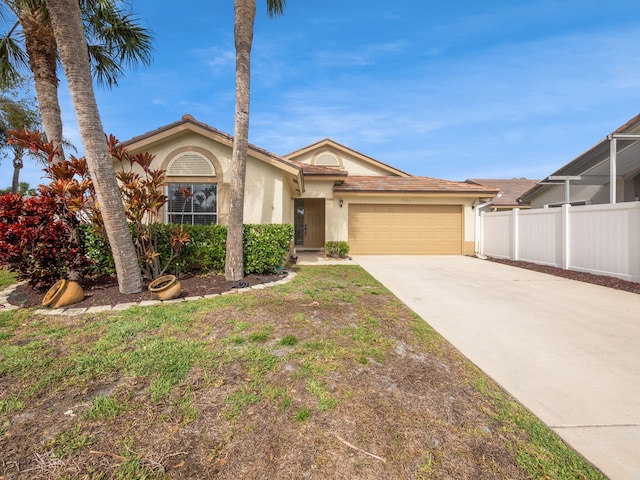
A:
122,114,305,191
284,138,411,177
334,176,500,195
520,113,640,203
466,178,539,207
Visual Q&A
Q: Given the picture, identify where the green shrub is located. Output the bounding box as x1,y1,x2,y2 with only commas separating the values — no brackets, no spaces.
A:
81,223,293,277
244,224,294,274
79,224,115,276
325,241,350,258
182,224,227,272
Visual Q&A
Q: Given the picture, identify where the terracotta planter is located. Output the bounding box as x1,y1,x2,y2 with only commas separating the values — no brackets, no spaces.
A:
42,279,84,309
149,275,182,301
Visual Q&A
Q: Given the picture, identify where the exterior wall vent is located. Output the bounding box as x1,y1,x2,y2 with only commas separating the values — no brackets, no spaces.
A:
314,152,341,167
167,152,216,176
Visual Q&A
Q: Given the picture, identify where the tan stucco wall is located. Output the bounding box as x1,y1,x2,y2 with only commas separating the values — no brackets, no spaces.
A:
244,160,285,224
301,181,335,199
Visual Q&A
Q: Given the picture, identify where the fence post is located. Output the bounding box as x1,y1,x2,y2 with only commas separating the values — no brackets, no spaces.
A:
479,210,485,255
562,203,570,270
512,208,519,261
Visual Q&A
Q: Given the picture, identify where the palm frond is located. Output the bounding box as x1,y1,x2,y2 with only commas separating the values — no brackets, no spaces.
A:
87,44,123,87
0,35,29,86
267,0,286,17
81,0,153,88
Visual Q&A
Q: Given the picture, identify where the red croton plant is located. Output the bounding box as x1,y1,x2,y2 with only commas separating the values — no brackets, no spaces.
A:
0,129,190,290
107,134,191,279
0,190,91,290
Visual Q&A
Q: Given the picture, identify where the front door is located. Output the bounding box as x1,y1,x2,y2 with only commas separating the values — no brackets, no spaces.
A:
294,199,325,249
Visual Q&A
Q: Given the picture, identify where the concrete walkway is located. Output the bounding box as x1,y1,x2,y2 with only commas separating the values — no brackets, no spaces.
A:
354,255,640,480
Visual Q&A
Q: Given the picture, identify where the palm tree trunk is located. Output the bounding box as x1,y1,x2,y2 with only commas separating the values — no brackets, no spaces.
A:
11,149,24,193
20,7,64,162
225,0,255,282
45,0,143,294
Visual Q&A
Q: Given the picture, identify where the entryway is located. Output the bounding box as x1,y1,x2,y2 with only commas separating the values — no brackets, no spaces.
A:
294,199,325,249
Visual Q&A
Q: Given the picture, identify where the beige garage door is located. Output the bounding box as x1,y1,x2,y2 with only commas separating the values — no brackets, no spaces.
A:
348,204,462,254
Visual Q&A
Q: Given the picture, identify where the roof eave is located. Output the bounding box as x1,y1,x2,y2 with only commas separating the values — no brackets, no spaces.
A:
334,189,499,196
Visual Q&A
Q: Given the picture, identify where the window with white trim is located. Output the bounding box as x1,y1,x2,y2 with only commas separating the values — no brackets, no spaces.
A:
167,183,217,225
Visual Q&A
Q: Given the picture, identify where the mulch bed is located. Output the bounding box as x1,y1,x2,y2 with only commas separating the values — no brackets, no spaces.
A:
7,271,288,309
488,257,640,294
7,258,640,309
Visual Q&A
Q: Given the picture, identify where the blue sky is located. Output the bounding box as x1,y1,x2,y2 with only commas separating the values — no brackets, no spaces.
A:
8,0,640,189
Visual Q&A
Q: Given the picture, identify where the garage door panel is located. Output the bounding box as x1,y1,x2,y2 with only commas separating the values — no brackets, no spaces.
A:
348,204,462,254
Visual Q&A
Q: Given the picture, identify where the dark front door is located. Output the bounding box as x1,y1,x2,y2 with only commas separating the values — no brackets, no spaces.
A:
294,199,325,249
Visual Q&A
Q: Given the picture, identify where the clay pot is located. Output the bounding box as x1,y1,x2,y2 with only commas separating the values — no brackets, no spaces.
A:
42,279,84,309
149,274,182,301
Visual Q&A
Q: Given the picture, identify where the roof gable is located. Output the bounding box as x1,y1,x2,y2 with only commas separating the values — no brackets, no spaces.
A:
284,138,411,177
122,114,304,192
122,114,304,185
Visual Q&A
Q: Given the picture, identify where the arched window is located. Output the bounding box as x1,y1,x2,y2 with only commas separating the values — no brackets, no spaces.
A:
165,152,218,225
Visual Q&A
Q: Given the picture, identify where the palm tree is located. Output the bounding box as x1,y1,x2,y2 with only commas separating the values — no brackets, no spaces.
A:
45,0,142,294
0,93,42,191
0,0,152,161
225,0,285,282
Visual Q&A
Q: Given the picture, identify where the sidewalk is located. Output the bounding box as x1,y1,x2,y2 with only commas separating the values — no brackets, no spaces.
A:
295,251,357,266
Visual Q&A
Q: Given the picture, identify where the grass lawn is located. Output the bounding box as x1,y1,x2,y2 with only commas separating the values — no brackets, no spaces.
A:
0,268,16,289
0,265,605,479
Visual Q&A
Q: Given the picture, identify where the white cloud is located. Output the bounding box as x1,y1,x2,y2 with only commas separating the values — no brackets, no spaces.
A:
310,41,407,68
198,46,235,75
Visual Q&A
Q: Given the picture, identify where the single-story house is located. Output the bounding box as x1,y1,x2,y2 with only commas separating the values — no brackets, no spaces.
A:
465,178,539,211
120,114,499,255
519,113,640,208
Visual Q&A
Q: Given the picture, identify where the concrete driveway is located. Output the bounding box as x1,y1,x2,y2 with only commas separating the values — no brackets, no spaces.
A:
354,255,640,480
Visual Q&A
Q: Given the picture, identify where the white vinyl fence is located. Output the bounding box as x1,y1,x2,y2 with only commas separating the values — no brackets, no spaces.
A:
480,202,640,282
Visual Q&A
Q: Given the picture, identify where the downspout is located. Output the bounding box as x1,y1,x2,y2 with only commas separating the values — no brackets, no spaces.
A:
474,193,502,257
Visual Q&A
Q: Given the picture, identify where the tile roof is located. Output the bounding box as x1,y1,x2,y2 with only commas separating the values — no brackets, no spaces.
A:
334,176,500,194
122,114,233,146
299,164,348,177
466,179,539,206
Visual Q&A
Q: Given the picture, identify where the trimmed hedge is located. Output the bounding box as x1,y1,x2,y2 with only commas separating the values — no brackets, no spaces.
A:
80,223,293,277
244,224,294,274
180,224,228,273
